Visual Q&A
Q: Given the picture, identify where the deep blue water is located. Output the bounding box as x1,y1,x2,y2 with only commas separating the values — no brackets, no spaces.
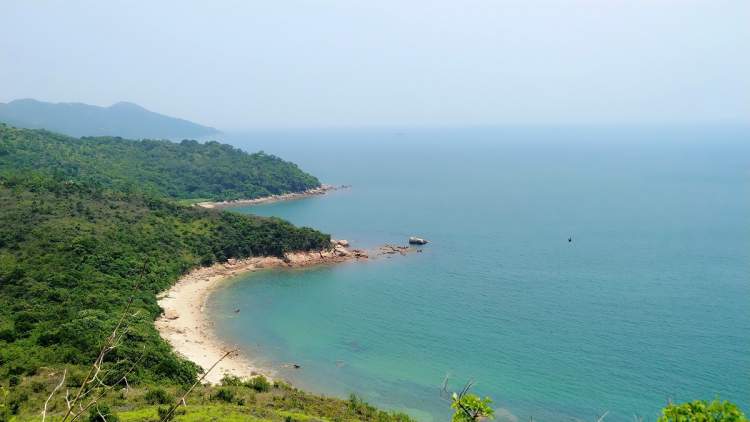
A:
207,126,749,421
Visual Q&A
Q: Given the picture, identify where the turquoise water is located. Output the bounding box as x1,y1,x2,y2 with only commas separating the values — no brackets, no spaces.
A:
208,127,750,421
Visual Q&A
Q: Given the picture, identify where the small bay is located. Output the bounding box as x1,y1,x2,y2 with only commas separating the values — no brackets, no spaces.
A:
208,126,750,421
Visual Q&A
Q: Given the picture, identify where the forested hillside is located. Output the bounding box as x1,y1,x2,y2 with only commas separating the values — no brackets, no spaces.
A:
0,124,411,421
0,175,330,384
0,126,415,421
0,124,320,202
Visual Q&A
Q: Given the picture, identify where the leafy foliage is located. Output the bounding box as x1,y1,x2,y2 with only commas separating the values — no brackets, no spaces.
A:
658,399,748,422
245,376,271,393
88,403,120,422
0,387,9,422
0,124,320,201
1,374,415,421
450,392,494,422
212,388,238,404
222,374,271,393
144,387,173,405
0,176,330,383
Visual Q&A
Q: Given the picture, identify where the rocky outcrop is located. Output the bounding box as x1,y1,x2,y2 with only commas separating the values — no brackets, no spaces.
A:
408,236,428,245
378,245,411,256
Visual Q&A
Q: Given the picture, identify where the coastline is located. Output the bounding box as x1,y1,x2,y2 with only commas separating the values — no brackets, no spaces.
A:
195,184,347,209
155,243,372,384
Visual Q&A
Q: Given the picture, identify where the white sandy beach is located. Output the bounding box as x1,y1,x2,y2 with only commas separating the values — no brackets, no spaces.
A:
155,245,368,384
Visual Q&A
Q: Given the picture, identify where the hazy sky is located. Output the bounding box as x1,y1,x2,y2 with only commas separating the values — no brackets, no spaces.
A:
1,1,748,129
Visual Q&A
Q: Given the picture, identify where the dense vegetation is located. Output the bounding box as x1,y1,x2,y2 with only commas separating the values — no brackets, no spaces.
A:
0,99,219,139
658,400,748,422
0,175,330,385
0,124,320,201
0,122,409,421
1,373,413,422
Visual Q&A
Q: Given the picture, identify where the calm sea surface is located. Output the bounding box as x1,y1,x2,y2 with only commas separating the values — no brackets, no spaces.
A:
208,127,749,421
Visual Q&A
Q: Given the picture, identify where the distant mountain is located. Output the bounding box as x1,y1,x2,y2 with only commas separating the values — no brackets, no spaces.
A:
0,98,219,139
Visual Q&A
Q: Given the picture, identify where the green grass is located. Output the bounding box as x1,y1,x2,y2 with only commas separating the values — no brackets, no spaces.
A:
117,405,268,422
1,373,414,422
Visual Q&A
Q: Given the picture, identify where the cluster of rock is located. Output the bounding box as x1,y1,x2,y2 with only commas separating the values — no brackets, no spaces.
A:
378,244,411,256
331,239,368,259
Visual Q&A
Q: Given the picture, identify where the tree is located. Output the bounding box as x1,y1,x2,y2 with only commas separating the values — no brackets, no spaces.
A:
442,379,494,422
658,399,748,422
451,392,494,422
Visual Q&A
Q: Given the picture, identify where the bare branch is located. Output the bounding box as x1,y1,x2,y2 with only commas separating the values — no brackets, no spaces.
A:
68,353,145,422
160,350,237,422
440,374,451,400
96,404,108,422
42,369,67,422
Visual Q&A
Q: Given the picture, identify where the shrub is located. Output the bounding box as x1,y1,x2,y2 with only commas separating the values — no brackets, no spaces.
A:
245,375,271,392
221,374,244,387
658,399,747,422
157,406,184,422
157,406,173,422
0,387,8,422
212,388,236,403
450,392,494,422
0,329,15,343
348,394,376,418
30,380,46,393
88,403,119,422
144,387,173,405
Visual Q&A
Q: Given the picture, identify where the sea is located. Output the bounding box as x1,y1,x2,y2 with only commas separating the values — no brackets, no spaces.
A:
206,126,749,422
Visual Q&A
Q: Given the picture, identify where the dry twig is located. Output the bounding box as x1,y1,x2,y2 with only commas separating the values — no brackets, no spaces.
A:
42,369,67,422
159,350,237,422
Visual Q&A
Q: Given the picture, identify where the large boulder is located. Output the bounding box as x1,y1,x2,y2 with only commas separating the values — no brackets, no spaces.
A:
336,248,351,257
408,236,428,245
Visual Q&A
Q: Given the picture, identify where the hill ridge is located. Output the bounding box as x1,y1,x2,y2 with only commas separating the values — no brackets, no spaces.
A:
0,98,219,139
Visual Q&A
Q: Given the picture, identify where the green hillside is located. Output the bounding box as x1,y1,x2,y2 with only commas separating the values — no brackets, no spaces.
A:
0,124,320,202
0,171,408,421
0,125,410,421
0,176,329,384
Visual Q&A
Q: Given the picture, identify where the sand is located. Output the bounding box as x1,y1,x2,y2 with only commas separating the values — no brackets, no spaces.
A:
155,244,368,384
195,184,347,209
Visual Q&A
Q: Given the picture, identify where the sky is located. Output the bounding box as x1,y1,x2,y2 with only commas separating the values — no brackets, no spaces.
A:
1,1,748,130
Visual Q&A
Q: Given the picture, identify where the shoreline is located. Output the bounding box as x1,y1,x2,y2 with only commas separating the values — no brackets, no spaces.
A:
155,242,402,384
195,184,348,209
